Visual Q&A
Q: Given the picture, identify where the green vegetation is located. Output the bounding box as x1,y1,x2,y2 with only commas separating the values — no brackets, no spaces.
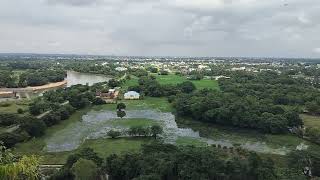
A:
301,114,320,128
0,144,41,180
80,137,152,158
155,74,220,90
0,100,30,114
109,118,158,127
122,75,139,89
176,118,320,152
92,97,173,112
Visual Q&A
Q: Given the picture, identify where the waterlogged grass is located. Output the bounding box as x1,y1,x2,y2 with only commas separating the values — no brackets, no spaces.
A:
13,107,93,162
176,118,320,151
13,106,155,164
176,137,207,147
301,114,320,128
109,118,158,127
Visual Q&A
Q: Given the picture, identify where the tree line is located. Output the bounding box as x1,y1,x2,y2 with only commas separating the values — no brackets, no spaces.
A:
50,142,282,180
0,69,65,88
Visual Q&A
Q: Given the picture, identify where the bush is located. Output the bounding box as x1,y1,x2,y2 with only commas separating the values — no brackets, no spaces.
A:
0,113,20,126
107,130,121,138
92,98,106,105
116,103,126,110
71,159,98,180
20,117,47,137
0,102,11,107
17,108,24,114
0,132,28,148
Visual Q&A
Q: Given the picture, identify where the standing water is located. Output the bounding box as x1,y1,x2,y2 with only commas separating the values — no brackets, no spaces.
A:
45,110,295,155
67,71,111,87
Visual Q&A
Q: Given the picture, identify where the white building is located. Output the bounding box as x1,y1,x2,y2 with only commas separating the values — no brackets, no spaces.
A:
115,67,128,72
124,91,140,100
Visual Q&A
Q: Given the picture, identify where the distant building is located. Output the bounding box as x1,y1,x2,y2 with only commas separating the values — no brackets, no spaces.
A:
115,67,128,72
124,91,140,100
231,67,246,71
97,89,119,100
0,91,16,98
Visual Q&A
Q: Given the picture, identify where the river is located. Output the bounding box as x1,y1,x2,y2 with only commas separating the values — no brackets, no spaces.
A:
67,71,111,87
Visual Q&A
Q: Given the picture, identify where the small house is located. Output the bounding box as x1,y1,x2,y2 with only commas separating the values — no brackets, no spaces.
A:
124,91,140,100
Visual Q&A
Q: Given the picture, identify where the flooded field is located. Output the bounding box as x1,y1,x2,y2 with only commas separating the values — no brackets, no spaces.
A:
45,109,302,155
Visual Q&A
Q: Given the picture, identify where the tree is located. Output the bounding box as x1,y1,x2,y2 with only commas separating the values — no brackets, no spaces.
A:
92,97,106,105
117,110,126,118
0,132,27,148
117,103,126,110
108,130,121,138
20,117,47,137
0,144,41,180
306,101,320,115
108,79,119,88
17,108,24,114
71,158,98,180
178,81,196,93
150,125,163,139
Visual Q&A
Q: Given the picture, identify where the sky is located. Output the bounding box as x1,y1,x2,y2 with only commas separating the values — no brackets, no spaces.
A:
0,0,319,58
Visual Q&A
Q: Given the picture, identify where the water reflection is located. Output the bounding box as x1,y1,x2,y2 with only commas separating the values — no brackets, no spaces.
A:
67,71,110,87
45,110,294,155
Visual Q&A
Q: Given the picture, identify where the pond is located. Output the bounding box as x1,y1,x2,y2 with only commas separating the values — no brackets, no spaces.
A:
45,109,301,155
67,71,111,87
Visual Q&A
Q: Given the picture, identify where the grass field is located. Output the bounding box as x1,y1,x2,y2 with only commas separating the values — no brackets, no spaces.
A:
122,75,139,89
109,118,158,127
155,74,220,90
93,97,173,112
301,114,320,128
122,74,220,90
0,100,30,114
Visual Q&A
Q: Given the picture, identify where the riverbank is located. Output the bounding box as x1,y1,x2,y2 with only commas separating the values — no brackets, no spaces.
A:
0,80,67,93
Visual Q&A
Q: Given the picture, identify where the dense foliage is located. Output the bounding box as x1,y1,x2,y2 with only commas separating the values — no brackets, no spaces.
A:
128,76,196,97
174,89,302,134
0,144,41,180
219,71,320,114
0,69,65,88
51,143,280,180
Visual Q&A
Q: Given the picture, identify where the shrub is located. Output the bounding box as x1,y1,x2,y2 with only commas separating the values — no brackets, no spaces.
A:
17,108,24,114
107,130,121,138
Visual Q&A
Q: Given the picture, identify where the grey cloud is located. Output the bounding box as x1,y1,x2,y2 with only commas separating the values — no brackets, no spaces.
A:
45,0,103,6
0,0,319,57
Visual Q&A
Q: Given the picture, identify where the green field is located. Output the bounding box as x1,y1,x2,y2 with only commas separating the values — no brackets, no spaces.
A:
0,100,30,114
301,114,320,128
122,75,139,89
109,118,158,127
93,97,173,112
122,74,220,90
155,74,220,90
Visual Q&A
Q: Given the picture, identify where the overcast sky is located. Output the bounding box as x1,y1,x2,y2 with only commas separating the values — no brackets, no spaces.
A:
0,0,319,57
